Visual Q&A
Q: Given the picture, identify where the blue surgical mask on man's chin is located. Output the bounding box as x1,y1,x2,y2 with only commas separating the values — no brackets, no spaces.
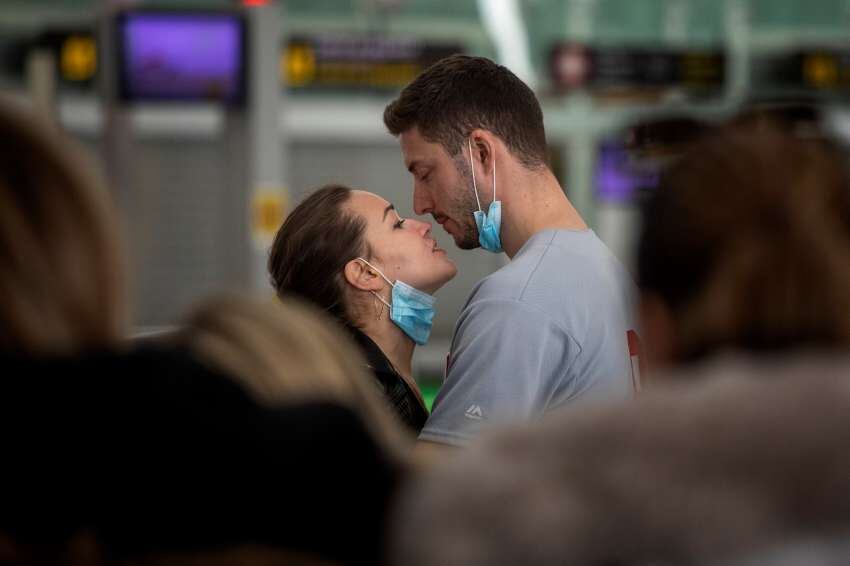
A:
355,258,436,346
468,139,503,253
474,201,502,253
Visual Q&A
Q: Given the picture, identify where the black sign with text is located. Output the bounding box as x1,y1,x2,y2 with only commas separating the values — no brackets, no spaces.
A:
549,44,725,97
284,35,462,91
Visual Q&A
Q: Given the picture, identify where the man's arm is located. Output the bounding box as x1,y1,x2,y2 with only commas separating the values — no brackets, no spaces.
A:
419,298,578,446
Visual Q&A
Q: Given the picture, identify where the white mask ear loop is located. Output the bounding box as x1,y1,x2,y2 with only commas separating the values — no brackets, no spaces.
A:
492,154,496,202
356,257,393,308
468,139,483,213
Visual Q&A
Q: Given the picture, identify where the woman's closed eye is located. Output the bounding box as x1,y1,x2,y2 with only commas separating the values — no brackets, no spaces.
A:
393,217,406,229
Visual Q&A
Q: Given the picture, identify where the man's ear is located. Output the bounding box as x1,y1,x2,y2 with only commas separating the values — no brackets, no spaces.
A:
343,259,383,292
468,129,497,173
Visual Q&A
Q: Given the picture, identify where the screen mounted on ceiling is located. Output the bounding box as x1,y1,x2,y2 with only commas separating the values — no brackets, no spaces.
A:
117,10,247,104
595,142,661,204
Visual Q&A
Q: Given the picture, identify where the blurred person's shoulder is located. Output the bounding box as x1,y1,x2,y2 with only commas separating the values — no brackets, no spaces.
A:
388,351,850,566
652,351,850,393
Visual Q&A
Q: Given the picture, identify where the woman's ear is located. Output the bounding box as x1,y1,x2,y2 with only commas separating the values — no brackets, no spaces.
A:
343,259,384,292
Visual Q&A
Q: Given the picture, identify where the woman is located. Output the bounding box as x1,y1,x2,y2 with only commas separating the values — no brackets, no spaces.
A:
268,184,458,433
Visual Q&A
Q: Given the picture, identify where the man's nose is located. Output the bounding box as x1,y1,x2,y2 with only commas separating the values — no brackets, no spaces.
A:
413,184,433,216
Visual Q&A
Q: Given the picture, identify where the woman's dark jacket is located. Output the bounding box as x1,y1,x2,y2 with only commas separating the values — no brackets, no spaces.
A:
347,326,429,434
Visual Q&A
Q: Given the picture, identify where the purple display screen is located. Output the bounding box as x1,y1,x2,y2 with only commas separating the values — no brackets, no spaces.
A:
595,142,660,204
119,12,245,103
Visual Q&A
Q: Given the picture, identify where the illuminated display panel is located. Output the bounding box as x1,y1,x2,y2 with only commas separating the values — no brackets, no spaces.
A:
549,44,725,101
117,11,246,104
284,35,462,91
595,118,713,204
595,142,660,204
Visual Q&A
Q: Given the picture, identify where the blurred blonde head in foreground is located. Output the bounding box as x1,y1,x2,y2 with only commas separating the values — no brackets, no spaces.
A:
0,98,126,355
178,294,412,455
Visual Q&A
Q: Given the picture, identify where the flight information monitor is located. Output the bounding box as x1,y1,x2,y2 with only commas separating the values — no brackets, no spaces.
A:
594,142,660,204
117,11,247,104
595,117,713,204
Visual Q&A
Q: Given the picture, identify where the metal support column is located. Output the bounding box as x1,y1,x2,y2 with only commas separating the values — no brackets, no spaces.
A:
229,0,288,293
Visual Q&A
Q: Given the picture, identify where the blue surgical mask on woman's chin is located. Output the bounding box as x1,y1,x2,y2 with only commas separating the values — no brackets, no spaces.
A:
468,139,503,253
355,258,436,346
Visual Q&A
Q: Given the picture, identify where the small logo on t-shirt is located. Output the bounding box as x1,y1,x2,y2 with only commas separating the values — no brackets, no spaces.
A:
465,404,484,420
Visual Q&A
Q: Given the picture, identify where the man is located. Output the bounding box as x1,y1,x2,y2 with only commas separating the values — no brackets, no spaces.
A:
383,54,638,446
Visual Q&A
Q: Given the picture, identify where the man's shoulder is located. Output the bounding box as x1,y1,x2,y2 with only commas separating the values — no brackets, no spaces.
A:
469,229,629,305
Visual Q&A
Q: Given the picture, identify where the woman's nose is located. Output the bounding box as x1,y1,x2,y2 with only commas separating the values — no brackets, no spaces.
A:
408,218,432,236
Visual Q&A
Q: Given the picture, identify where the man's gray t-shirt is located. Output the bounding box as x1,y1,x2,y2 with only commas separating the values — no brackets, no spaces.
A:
420,229,639,446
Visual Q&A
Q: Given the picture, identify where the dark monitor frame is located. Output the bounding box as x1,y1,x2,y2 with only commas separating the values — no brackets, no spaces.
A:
115,8,249,106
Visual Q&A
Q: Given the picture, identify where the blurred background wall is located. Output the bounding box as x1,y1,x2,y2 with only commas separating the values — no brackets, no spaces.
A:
2,0,850,381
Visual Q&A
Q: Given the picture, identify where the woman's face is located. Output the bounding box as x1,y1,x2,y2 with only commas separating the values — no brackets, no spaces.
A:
346,190,457,294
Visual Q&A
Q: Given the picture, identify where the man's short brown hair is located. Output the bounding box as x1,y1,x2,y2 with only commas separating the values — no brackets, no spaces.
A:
383,54,548,169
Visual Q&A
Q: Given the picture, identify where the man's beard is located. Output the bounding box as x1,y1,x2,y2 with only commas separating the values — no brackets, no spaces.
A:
449,157,482,249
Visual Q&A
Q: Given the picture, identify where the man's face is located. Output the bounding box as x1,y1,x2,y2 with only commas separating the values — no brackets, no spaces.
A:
400,126,480,250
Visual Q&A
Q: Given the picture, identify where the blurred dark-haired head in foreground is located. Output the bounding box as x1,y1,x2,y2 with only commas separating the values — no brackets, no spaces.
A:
638,122,850,370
